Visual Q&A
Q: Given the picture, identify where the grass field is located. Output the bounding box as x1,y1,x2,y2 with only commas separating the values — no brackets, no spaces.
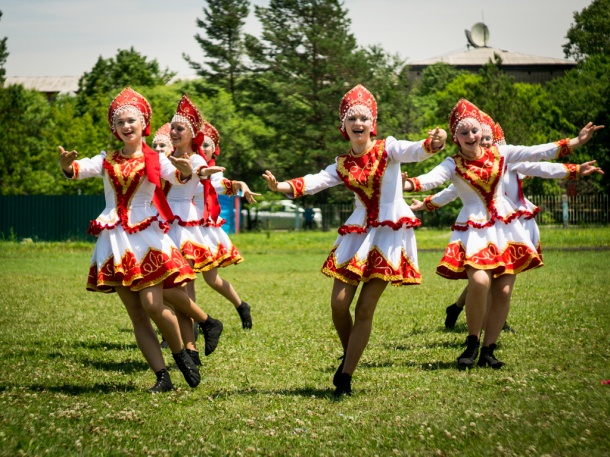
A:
0,227,609,456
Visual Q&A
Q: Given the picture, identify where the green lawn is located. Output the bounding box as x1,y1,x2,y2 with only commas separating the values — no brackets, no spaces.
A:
0,227,609,456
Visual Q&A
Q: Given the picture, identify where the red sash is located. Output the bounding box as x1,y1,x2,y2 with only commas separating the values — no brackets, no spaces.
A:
202,157,221,222
142,142,175,222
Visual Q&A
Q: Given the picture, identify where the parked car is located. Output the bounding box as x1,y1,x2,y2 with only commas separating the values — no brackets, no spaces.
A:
241,200,322,230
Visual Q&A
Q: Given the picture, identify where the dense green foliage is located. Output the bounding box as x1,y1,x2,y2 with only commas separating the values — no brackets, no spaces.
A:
0,1,608,199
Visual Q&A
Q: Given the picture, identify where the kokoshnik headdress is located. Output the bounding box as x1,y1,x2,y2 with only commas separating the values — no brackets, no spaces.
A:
172,94,205,152
339,84,378,141
107,86,153,140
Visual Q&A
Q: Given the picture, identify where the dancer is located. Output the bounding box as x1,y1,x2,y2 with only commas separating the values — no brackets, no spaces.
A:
403,98,603,369
410,116,603,332
152,123,172,157
192,119,259,330
59,87,202,392
162,94,228,360
263,84,447,396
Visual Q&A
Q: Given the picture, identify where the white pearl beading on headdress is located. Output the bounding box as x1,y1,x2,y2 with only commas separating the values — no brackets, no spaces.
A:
111,105,146,132
171,114,195,137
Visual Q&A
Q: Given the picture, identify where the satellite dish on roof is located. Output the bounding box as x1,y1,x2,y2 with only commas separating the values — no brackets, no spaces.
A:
465,22,489,48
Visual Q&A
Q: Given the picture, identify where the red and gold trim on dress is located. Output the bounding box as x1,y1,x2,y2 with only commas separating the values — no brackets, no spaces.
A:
424,195,440,211
337,217,420,235
87,245,195,292
321,245,422,286
422,137,439,155
564,163,580,180
221,178,237,196
88,151,168,236
407,177,422,192
554,138,573,158
192,241,243,272
287,177,306,199
71,161,81,179
436,240,543,280
336,140,388,228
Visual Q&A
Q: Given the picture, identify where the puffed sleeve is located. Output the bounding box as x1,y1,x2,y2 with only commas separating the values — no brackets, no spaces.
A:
385,136,440,163
424,184,459,211
500,139,572,163
509,161,580,180
66,151,106,180
286,161,343,199
407,157,455,193
159,153,190,184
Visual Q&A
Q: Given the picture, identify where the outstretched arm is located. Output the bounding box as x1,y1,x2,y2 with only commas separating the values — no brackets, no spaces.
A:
232,181,261,204
579,160,604,176
569,123,604,149
59,146,78,176
262,170,293,194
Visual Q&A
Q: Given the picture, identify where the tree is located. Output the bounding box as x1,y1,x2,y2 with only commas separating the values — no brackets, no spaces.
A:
244,0,370,203
77,47,175,98
563,0,610,61
184,0,250,99
0,11,8,84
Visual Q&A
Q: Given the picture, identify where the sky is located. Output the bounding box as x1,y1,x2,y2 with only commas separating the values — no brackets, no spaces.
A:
1,0,593,79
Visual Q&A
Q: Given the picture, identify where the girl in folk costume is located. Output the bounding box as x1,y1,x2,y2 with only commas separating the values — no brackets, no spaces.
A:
162,94,227,361
262,84,447,396
410,115,604,333
192,119,259,330
152,123,172,157
58,87,202,392
403,98,603,369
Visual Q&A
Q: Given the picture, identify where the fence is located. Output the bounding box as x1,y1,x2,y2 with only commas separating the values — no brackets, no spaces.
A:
529,194,609,225
0,194,238,242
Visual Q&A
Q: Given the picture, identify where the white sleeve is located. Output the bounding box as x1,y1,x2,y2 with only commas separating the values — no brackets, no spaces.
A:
287,161,343,197
409,157,455,192
428,184,459,208
69,151,106,179
385,136,438,163
500,140,572,163
159,153,186,185
509,162,577,180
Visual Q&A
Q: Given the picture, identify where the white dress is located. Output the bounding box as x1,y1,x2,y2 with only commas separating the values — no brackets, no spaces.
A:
285,136,438,286
424,161,580,258
410,139,572,279
163,153,211,272
68,150,196,292
192,171,244,270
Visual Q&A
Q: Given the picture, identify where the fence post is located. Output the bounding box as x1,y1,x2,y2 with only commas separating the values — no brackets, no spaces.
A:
562,194,569,228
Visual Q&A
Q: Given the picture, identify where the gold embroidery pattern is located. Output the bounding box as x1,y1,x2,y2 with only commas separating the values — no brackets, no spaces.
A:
336,140,386,200
454,147,502,196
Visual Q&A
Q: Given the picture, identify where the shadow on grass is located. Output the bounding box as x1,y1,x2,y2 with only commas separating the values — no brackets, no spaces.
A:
72,340,139,351
84,358,149,373
0,382,139,395
358,359,457,371
208,386,335,400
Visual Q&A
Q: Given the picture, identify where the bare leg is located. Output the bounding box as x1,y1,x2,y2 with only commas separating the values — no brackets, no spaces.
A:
139,283,183,354
342,279,388,375
116,286,165,373
455,286,468,308
176,309,197,351
330,279,358,352
464,267,492,337
483,274,516,346
203,268,242,307
163,287,210,323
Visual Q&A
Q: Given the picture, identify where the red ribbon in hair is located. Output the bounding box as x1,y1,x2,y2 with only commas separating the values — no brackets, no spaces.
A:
142,142,175,222
202,156,221,223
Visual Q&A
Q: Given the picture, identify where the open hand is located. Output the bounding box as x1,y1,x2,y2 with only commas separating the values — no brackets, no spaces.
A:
577,122,604,146
410,198,425,211
262,170,279,191
428,127,447,150
579,160,604,176
59,146,78,173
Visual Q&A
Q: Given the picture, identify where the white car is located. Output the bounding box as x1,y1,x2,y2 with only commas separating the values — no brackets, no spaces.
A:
241,200,322,230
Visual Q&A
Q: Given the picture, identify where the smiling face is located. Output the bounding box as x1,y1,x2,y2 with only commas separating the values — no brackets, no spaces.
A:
170,121,193,150
113,108,144,144
202,136,215,162
343,106,374,148
480,124,493,148
152,139,172,155
455,118,482,154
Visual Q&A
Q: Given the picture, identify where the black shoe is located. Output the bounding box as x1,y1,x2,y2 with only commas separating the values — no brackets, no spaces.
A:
333,373,352,397
332,354,346,387
457,335,480,369
236,302,252,330
502,322,516,334
147,368,174,393
185,348,202,366
445,303,463,330
172,349,201,388
199,316,224,356
477,344,504,369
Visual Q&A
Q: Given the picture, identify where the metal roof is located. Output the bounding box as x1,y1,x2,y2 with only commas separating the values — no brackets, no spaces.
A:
4,76,80,94
409,47,576,67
